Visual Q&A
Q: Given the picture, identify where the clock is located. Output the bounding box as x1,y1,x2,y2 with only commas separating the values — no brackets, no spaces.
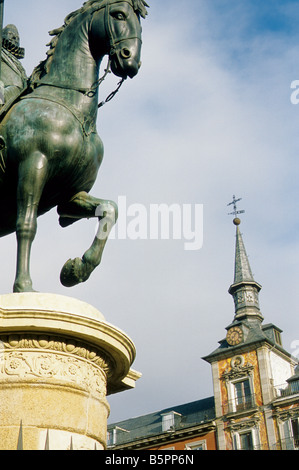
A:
226,326,243,346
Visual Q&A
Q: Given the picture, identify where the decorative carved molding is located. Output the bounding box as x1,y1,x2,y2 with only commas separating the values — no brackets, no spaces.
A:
274,408,299,422
233,287,260,310
0,333,113,371
222,359,254,382
231,356,245,369
0,333,116,397
0,351,106,397
227,415,260,431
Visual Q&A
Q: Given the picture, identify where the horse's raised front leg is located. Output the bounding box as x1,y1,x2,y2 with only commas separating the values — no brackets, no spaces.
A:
57,192,118,287
13,151,48,292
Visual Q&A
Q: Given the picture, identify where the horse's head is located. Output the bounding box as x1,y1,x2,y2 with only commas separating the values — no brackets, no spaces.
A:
90,0,148,79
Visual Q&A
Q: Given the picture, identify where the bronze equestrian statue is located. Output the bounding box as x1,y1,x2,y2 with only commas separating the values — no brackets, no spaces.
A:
0,0,148,293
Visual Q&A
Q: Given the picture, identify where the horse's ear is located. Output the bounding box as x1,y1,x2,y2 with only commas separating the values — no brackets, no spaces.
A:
133,0,149,19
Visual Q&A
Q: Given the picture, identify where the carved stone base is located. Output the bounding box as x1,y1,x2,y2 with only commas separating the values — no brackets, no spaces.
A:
0,293,141,450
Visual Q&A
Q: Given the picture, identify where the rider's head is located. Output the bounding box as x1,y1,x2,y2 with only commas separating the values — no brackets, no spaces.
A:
3,24,25,59
3,24,20,48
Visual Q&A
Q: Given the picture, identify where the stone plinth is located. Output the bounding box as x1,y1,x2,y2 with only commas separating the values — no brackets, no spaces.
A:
0,293,141,450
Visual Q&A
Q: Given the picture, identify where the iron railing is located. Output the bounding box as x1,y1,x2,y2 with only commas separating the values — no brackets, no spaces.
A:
222,394,256,415
274,381,299,398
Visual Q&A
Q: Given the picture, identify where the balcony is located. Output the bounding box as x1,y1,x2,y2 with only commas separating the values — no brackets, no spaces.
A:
274,381,299,398
223,394,257,415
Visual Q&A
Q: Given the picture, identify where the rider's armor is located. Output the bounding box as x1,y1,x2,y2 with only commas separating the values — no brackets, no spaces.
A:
1,24,27,106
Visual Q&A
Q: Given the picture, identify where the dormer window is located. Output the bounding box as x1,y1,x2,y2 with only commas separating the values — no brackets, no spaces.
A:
262,324,283,346
107,426,129,446
274,329,282,346
161,411,182,432
107,428,117,446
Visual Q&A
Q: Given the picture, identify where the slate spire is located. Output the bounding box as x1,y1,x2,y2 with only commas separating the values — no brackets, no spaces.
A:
228,217,263,322
233,222,254,283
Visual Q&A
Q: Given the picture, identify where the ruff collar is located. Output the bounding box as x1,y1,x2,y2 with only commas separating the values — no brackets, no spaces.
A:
2,38,25,59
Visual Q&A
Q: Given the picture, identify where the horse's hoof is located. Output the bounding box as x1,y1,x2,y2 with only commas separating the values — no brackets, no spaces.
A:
60,257,93,287
60,258,82,287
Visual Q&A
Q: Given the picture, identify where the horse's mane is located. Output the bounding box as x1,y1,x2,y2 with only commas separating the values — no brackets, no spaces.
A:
30,0,149,84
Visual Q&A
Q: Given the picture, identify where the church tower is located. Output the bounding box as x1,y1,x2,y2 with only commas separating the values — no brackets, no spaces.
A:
203,198,298,450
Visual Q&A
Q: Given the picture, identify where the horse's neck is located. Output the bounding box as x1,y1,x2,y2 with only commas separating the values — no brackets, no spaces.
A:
38,11,103,116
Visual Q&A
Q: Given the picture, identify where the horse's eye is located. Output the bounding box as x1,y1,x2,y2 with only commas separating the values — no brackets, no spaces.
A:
112,12,126,21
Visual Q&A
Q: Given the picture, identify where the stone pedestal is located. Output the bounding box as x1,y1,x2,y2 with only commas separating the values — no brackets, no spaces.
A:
0,293,140,450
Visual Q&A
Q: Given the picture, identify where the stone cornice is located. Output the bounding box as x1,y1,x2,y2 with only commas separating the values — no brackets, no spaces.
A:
272,393,299,410
203,338,294,364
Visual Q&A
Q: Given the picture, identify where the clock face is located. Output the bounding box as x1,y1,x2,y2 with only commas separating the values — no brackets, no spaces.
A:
226,326,243,346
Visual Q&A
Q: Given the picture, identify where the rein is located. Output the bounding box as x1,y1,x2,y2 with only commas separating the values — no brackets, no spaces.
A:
85,57,126,108
32,57,126,109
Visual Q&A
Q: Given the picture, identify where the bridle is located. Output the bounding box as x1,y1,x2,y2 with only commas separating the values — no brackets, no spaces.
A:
103,0,142,57
33,0,142,108
88,0,142,108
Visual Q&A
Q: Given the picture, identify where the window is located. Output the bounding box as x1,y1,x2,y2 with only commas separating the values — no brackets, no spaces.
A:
291,418,299,448
185,440,207,450
223,363,255,414
274,329,282,345
233,378,253,411
233,428,259,450
279,417,299,449
289,378,299,395
239,431,254,450
107,429,116,446
107,426,129,446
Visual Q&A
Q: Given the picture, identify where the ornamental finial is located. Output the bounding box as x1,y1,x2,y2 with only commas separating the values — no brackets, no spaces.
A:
227,195,245,225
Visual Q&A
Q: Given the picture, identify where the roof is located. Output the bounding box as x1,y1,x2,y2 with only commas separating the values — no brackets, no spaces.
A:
203,321,295,363
233,225,255,283
107,396,216,447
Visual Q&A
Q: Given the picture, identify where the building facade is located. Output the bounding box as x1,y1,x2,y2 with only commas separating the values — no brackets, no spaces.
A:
107,217,299,450
107,397,217,450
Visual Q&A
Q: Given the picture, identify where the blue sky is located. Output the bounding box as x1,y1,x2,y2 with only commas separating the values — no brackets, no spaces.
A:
1,0,298,423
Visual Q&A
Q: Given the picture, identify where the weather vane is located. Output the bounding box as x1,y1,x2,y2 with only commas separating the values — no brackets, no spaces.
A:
227,195,245,225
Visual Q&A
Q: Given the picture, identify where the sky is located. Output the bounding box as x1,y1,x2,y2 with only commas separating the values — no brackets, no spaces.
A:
1,0,298,423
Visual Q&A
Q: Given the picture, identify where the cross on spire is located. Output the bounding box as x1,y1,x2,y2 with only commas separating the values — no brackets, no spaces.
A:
227,195,245,224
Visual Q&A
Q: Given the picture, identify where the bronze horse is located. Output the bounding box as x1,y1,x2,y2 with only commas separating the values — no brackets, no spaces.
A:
0,0,148,292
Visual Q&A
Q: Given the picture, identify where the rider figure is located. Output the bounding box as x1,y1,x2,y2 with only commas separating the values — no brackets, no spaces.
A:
1,24,27,106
